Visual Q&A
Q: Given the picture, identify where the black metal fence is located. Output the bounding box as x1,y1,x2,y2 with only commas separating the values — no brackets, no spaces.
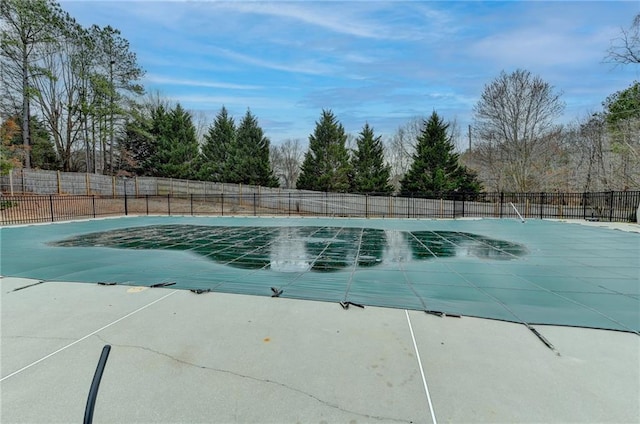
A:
1,191,638,225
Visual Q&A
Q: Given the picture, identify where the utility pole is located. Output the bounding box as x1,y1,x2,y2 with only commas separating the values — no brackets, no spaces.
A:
468,125,472,152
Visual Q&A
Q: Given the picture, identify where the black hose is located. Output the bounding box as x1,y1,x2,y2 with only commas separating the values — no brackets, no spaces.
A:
83,345,111,424
150,282,176,288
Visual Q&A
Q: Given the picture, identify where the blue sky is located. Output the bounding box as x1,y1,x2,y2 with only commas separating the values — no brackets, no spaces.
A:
61,0,640,148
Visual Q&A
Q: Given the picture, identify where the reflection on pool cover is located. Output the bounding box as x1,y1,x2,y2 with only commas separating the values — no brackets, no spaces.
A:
51,225,527,272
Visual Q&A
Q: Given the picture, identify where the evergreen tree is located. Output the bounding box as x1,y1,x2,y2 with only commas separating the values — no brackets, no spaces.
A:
153,103,199,179
351,123,392,193
1,117,21,175
139,103,171,176
91,24,145,174
28,118,59,170
400,111,481,196
198,106,236,182
7,114,59,170
603,81,640,129
120,98,183,177
297,109,351,192
226,109,278,187
120,105,155,176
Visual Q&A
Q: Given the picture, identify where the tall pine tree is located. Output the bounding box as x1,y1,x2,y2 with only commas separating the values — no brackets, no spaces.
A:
198,106,236,182
120,103,158,176
226,109,278,187
0,0,66,169
351,123,392,193
297,109,351,192
153,103,199,179
400,111,481,196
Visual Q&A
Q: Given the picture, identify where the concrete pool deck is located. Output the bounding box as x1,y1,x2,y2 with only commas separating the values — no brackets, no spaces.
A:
1,276,639,424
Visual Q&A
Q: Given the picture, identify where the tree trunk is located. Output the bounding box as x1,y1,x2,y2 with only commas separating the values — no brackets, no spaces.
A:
22,47,31,169
108,59,114,175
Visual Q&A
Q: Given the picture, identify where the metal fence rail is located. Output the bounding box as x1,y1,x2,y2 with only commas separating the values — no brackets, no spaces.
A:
1,191,638,225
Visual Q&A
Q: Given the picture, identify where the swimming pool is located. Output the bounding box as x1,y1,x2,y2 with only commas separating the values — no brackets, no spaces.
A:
1,216,638,333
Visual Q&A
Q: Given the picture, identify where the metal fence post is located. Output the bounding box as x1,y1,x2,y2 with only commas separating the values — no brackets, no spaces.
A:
124,192,128,216
452,197,456,219
324,192,328,216
582,192,587,219
539,192,544,219
609,191,614,221
288,192,291,217
253,193,257,216
221,193,224,216
92,195,96,218
623,191,628,221
167,194,171,216
365,194,369,218
190,194,194,216
49,195,54,222
146,195,149,215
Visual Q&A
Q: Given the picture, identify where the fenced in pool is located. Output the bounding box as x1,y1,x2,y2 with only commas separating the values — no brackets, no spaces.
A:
2,216,638,333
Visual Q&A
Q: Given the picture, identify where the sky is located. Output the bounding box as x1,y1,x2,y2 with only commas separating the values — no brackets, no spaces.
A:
61,0,640,149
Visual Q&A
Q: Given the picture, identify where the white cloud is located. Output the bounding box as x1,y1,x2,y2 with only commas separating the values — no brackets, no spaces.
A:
145,75,262,90
172,94,296,111
212,1,428,41
469,27,618,69
210,46,339,76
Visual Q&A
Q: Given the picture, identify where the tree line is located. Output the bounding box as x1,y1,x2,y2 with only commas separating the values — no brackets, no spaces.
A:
463,74,639,193
119,100,479,195
1,0,638,194
1,0,144,173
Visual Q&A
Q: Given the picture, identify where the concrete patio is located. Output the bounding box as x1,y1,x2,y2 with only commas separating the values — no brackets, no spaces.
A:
1,276,638,423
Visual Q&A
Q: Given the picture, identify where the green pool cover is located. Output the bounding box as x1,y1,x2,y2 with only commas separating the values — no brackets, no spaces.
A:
1,216,638,333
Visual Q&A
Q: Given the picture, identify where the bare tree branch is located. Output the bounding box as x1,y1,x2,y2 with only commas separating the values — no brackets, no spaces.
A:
605,13,640,66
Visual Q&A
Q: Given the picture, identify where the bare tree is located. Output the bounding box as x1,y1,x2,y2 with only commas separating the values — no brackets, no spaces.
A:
345,132,357,153
560,113,640,192
464,128,569,192
385,116,422,191
31,18,87,171
605,14,640,66
447,116,463,151
270,138,303,188
460,139,506,192
472,69,565,192
606,117,640,189
190,109,210,146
